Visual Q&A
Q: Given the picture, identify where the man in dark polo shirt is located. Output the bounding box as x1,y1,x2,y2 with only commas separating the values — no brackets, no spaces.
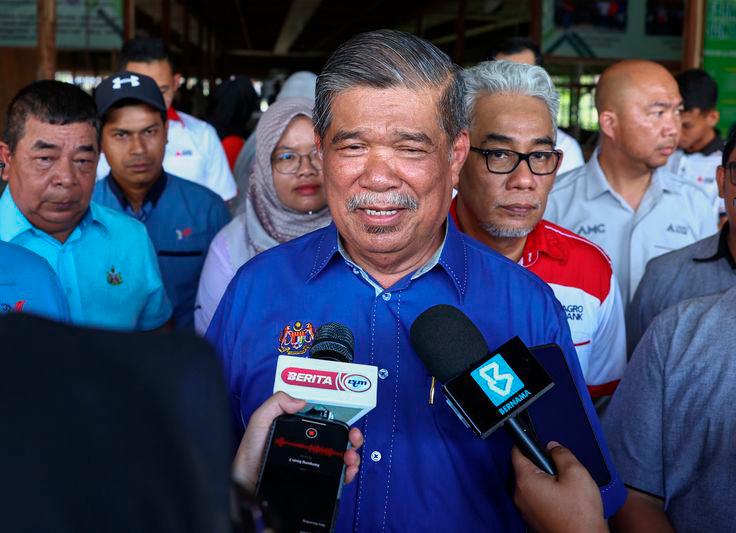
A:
627,130,736,352
93,72,230,329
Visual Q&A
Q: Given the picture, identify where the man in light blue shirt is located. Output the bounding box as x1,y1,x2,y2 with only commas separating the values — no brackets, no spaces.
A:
0,80,171,330
0,240,70,322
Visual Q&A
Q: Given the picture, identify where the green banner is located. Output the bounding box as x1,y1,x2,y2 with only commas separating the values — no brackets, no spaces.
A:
703,0,736,133
0,0,123,50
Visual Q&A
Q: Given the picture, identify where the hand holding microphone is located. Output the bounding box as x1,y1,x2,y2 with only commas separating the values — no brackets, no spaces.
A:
512,442,607,533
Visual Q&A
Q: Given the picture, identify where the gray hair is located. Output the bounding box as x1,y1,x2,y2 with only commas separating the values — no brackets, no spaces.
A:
462,60,560,135
314,29,468,141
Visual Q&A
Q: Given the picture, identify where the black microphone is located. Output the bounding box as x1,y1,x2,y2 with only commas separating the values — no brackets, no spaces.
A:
310,322,355,363
410,304,557,476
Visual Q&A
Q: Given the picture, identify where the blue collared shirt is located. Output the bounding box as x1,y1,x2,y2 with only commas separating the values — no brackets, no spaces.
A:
0,189,171,330
0,240,70,322
94,172,230,329
206,219,619,532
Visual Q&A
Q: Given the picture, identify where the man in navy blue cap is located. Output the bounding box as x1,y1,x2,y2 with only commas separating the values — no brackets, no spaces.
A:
93,72,231,329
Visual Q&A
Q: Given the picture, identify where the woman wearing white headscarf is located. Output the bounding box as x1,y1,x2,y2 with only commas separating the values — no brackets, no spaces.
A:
194,97,330,335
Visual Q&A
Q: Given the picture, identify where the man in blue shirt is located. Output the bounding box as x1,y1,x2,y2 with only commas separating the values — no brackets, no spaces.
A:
207,30,617,531
0,240,70,322
92,72,230,329
0,80,171,331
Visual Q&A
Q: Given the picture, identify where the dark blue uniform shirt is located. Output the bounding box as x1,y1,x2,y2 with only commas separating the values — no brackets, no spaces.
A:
206,219,618,532
94,173,230,329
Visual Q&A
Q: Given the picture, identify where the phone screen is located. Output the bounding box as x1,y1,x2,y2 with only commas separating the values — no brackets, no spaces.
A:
256,414,349,532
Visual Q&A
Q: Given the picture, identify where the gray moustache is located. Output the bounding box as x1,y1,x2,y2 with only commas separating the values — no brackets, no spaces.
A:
346,192,419,212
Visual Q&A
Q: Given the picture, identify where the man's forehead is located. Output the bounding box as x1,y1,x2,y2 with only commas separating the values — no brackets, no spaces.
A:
104,103,164,127
472,94,554,141
20,117,97,150
328,85,443,135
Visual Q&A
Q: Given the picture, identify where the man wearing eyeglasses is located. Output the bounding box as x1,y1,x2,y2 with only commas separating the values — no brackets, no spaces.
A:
453,60,626,400
544,60,717,306
92,72,231,329
626,131,736,352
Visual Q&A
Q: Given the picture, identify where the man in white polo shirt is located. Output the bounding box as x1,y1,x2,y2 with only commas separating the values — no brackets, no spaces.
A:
545,60,717,304
95,38,237,202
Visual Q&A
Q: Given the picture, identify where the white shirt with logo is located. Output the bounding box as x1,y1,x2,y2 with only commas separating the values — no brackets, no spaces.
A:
97,109,237,202
665,148,723,218
545,149,718,304
556,128,585,175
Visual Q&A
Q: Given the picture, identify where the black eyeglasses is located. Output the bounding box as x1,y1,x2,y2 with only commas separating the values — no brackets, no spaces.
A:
0,161,4,180
271,149,322,174
723,161,736,186
470,147,561,176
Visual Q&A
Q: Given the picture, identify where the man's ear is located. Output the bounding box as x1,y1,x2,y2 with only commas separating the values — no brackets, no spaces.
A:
450,130,470,189
173,73,182,94
0,142,11,182
716,164,726,199
706,108,720,128
599,110,617,140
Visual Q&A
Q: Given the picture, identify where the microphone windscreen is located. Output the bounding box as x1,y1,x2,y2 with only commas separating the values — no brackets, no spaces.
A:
410,304,488,382
310,322,355,363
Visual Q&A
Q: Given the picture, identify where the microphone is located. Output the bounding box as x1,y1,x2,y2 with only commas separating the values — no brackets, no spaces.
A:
273,322,377,425
410,305,557,475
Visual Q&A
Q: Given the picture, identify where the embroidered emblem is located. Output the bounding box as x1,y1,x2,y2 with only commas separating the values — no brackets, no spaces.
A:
106,266,123,286
176,227,193,240
0,300,25,314
175,150,193,157
278,321,316,355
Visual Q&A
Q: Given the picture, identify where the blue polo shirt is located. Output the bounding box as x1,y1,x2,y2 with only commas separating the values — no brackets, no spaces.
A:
94,173,230,329
0,240,70,322
206,219,623,532
0,189,171,331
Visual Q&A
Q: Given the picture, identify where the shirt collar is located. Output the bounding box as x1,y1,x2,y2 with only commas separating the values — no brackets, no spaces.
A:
167,107,183,124
0,187,108,242
586,147,678,200
521,221,566,264
699,132,725,156
693,222,736,269
307,219,467,298
106,172,168,211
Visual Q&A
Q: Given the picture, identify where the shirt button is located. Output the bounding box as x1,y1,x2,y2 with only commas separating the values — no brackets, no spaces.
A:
352,267,360,275
370,451,382,462
381,292,392,301
378,368,389,379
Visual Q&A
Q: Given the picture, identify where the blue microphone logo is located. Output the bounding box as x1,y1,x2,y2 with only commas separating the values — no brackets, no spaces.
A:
471,354,525,407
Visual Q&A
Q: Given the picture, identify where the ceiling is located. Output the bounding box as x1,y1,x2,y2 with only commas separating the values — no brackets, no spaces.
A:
132,0,534,77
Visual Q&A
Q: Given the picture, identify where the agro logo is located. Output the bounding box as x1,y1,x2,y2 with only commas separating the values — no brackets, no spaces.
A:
281,367,372,392
340,373,372,392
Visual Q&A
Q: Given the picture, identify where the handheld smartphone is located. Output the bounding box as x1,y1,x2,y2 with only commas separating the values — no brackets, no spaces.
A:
256,414,349,532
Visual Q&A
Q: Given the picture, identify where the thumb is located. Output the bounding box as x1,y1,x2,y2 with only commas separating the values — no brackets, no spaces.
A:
248,391,306,429
511,445,547,478
545,441,580,476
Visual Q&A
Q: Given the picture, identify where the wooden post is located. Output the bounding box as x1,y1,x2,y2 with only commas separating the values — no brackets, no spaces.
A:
36,0,56,80
123,0,135,41
682,0,706,70
453,0,466,64
161,0,171,45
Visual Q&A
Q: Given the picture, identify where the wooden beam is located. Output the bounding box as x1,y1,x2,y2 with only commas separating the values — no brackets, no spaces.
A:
161,0,171,45
682,0,705,69
273,0,322,54
37,0,56,80
123,0,135,41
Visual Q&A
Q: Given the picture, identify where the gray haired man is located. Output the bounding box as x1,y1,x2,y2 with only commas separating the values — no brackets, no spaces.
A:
206,30,607,532
453,60,626,402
